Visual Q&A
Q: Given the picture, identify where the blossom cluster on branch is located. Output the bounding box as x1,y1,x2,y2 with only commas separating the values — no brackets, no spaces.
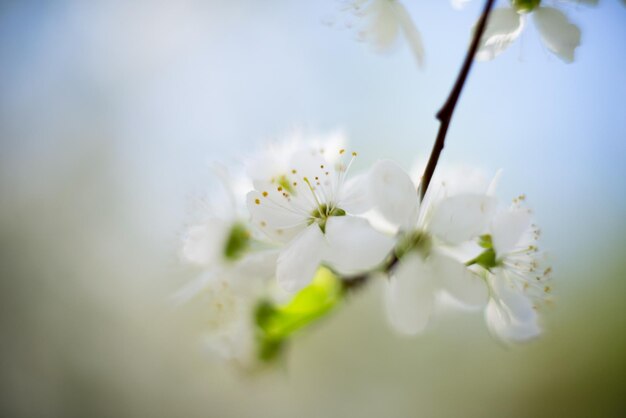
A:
175,134,552,368
168,0,607,369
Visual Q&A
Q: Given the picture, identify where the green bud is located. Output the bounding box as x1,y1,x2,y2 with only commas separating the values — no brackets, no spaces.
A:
466,248,499,270
223,222,250,261
510,0,541,13
478,234,493,249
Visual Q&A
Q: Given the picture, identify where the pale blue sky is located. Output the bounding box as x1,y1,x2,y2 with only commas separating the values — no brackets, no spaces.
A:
1,0,625,270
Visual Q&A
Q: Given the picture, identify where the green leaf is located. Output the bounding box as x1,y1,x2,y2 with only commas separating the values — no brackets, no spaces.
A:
254,267,343,363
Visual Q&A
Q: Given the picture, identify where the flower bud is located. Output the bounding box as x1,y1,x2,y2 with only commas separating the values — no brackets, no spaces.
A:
510,0,540,14
223,222,251,261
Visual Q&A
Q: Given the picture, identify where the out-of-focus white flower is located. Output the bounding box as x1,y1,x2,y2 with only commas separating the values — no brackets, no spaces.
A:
341,0,424,66
451,0,472,10
176,166,278,366
367,160,496,335
472,196,553,343
178,270,258,367
247,134,394,293
475,0,588,63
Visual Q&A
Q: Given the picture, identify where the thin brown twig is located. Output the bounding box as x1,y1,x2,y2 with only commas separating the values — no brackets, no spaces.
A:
342,0,496,292
419,0,496,201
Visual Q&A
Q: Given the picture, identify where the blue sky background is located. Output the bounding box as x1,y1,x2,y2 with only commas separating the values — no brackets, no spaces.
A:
2,1,624,260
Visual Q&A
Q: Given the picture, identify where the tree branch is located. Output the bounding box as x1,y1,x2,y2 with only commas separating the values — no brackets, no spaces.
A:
342,0,496,294
419,0,495,201
338,0,497,296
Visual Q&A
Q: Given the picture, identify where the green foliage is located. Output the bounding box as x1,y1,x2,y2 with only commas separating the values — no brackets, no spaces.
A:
254,267,343,363
223,222,250,261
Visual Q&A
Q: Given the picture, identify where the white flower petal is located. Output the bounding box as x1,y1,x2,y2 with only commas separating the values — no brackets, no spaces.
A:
491,207,532,255
368,159,419,229
485,299,541,343
533,7,581,63
363,0,402,52
324,216,394,274
340,173,372,214
490,271,536,323
432,252,488,308
229,250,280,294
476,7,523,61
428,194,497,244
276,225,327,293
172,271,216,305
486,169,503,196
451,0,471,10
385,253,435,335
180,220,230,266
392,0,425,67
246,191,306,242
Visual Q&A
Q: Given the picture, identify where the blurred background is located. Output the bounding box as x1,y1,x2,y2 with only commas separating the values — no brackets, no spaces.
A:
1,0,625,417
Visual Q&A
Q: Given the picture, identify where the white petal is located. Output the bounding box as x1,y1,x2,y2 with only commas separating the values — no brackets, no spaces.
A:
476,8,523,61
246,191,306,242
433,165,492,197
533,7,581,63
485,299,541,343
363,0,402,52
340,173,372,214
428,194,497,244
368,159,419,229
276,225,327,293
229,250,280,294
451,0,471,10
180,220,229,266
491,207,532,255
323,216,394,274
392,0,425,67
490,271,536,322
486,169,503,196
432,252,488,308
384,253,435,335
171,271,215,305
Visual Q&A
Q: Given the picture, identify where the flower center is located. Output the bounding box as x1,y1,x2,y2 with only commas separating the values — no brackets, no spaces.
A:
276,174,296,195
466,234,500,270
510,0,540,14
309,203,346,233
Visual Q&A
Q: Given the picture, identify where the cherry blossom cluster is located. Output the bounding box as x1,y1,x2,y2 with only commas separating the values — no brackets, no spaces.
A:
176,133,552,367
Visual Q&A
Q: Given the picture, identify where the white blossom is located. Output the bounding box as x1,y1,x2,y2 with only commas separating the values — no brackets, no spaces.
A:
477,196,553,343
367,160,496,335
340,0,424,66
176,166,277,365
475,0,588,63
247,134,394,293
